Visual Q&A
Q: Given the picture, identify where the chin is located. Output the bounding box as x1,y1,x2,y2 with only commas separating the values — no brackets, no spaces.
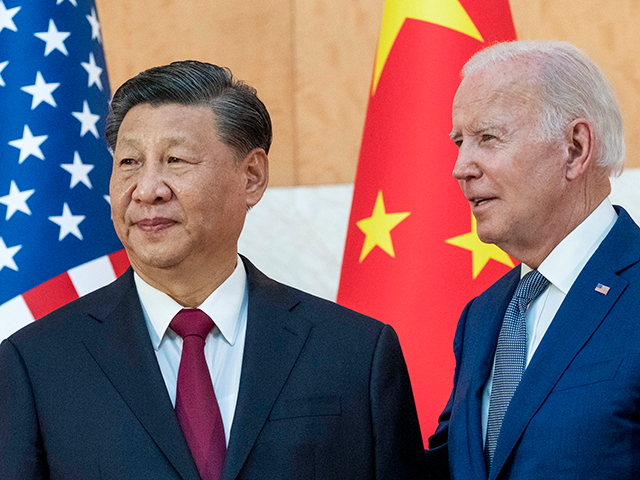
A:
129,249,186,271
475,224,491,243
475,226,502,247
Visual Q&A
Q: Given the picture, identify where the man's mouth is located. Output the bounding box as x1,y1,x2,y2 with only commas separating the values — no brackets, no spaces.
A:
135,217,176,232
471,197,492,207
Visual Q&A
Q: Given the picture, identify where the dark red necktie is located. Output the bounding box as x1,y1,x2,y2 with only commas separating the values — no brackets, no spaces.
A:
170,309,226,480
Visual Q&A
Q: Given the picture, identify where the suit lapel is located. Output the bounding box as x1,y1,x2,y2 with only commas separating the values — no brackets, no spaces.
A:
489,208,640,479
455,267,520,480
81,269,201,480
222,257,312,480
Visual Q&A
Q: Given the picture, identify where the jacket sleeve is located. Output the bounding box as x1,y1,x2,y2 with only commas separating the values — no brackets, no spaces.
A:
424,300,473,480
0,339,48,479
370,324,428,479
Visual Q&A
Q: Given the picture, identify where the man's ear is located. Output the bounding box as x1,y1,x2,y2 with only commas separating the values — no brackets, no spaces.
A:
242,148,269,208
566,119,595,180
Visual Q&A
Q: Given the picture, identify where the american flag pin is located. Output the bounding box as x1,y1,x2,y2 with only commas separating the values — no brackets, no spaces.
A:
595,283,610,295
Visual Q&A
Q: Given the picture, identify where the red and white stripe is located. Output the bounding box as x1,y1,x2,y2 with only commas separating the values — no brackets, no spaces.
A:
0,250,129,341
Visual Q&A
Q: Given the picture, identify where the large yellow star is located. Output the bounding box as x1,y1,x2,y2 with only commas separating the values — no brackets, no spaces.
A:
445,213,515,279
357,190,410,262
373,0,484,95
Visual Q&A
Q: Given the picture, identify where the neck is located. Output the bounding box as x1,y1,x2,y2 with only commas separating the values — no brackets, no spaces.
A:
132,254,238,308
507,179,611,270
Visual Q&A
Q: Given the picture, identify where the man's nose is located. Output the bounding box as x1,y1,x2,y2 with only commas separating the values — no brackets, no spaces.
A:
452,146,482,181
131,162,172,204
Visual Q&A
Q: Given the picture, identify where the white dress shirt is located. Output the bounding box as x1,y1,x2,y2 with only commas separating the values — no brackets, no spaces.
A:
134,255,248,446
481,198,618,446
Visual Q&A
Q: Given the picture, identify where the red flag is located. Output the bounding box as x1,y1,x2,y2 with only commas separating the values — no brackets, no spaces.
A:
338,0,517,441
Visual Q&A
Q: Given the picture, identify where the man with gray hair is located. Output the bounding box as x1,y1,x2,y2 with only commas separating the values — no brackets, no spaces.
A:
425,40,640,479
0,61,427,479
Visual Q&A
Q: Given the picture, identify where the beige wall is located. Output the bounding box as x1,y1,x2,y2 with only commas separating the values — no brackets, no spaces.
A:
96,0,640,187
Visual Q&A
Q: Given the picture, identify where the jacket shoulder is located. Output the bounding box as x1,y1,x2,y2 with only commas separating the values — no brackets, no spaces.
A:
242,256,386,337
6,268,135,345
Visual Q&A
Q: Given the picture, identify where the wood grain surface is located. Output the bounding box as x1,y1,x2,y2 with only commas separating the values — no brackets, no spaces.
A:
95,0,640,186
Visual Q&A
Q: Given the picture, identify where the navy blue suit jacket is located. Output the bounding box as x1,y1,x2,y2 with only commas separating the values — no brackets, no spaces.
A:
0,256,426,479
426,206,640,480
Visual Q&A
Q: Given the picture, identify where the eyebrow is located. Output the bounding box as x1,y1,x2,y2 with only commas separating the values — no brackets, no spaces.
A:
449,122,503,140
475,123,500,134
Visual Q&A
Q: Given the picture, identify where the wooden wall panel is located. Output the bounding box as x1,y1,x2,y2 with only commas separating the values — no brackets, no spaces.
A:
95,0,298,186
511,0,640,172
293,0,385,185
95,0,640,187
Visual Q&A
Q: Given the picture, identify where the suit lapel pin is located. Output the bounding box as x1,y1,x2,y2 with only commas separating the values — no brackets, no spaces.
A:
594,283,610,295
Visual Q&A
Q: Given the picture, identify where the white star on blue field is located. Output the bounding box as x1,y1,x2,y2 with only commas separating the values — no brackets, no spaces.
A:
0,0,122,304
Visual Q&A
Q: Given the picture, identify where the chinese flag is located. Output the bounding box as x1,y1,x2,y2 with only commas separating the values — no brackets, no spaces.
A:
337,0,517,441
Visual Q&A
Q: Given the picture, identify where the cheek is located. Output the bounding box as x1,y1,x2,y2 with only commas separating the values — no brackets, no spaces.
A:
109,178,133,222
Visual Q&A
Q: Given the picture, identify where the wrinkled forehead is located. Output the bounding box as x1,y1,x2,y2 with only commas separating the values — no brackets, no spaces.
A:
457,60,541,105
452,64,543,127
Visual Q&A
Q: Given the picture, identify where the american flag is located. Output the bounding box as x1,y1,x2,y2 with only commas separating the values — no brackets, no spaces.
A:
0,0,127,340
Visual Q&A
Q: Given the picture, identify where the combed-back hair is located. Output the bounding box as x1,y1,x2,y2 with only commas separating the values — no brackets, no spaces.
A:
106,60,272,159
463,40,625,177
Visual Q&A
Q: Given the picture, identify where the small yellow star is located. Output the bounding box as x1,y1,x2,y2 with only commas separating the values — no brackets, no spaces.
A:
445,213,515,279
357,190,410,263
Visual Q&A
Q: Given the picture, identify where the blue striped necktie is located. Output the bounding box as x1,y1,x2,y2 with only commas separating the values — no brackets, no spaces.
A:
485,270,550,471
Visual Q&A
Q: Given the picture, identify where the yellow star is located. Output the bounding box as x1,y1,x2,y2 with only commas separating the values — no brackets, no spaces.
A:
357,190,410,262
373,0,484,95
445,213,515,279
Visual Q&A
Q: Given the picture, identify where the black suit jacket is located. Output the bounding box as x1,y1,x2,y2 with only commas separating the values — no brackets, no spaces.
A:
0,256,426,479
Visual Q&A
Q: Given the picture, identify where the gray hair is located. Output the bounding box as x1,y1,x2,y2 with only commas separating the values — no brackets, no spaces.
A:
463,40,625,177
105,60,272,160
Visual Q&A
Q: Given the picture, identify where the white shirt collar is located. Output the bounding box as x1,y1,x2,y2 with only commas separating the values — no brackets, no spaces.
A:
521,198,617,293
134,255,247,350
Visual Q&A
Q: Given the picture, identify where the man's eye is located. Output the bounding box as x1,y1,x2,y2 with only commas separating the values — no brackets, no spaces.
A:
454,139,463,148
168,157,182,163
119,158,135,165
481,134,495,142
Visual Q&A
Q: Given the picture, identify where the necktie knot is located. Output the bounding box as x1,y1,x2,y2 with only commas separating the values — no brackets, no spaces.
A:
513,270,550,312
170,308,215,340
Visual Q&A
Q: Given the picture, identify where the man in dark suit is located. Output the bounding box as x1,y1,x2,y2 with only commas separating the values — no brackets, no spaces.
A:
0,61,427,479
425,40,640,479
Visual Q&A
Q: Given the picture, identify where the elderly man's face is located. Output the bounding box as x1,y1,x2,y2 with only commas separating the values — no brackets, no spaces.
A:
450,66,568,255
110,103,260,277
